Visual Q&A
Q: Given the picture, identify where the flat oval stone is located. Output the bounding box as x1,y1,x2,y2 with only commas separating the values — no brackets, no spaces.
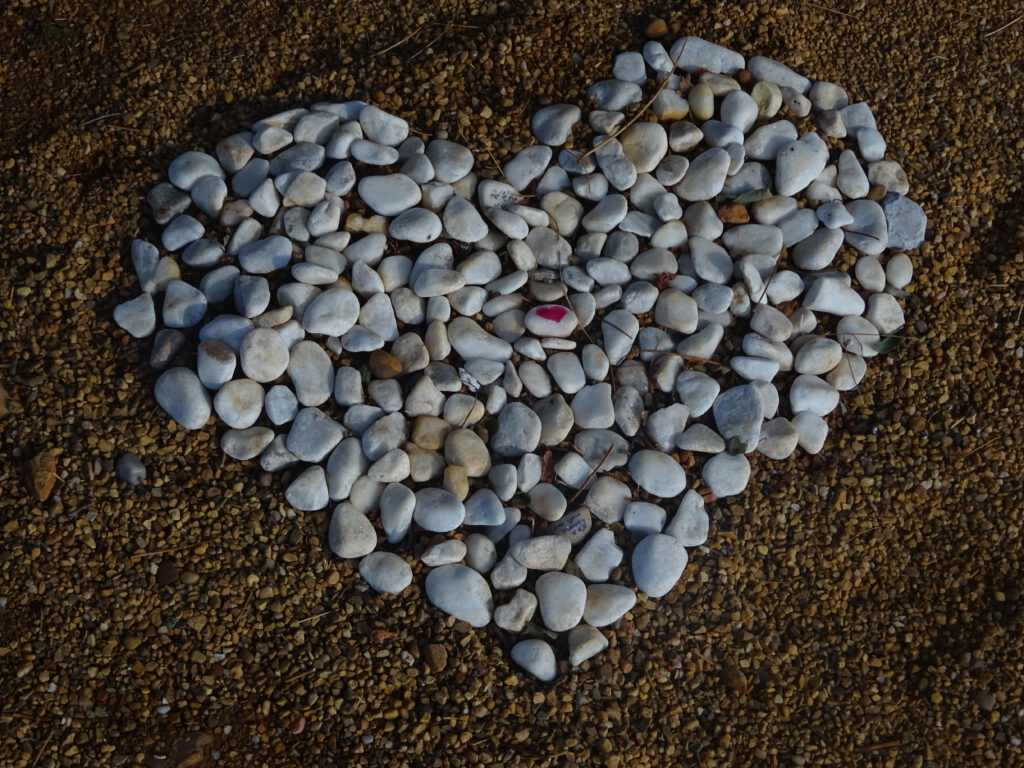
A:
155,367,211,430
213,378,264,428
524,304,578,338
302,287,360,336
328,503,377,558
675,147,730,201
358,173,421,216
532,104,582,146
583,583,637,627
359,551,413,594
632,533,688,598
425,564,493,627
536,572,587,632
168,150,224,191
238,328,289,382
359,104,409,146
511,639,557,681
701,452,751,497
413,487,466,532
238,235,293,274
443,196,489,242
447,316,513,361
287,340,334,405
510,535,572,570
628,450,687,497
425,139,475,183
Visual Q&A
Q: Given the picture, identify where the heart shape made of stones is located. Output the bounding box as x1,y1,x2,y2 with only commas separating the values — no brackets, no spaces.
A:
115,34,926,681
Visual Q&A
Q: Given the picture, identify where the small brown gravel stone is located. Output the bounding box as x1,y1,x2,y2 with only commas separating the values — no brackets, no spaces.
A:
425,643,449,672
644,18,669,39
718,203,750,224
369,350,404,379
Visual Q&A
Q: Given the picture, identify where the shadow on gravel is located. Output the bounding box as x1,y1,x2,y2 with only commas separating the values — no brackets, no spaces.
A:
971,184,1024,278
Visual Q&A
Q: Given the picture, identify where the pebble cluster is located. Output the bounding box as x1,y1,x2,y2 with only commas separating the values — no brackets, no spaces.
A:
115,34,925,680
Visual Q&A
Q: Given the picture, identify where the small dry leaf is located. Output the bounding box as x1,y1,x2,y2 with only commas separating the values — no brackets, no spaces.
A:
540,448,556,484
25,449,57,501
369,628,397,645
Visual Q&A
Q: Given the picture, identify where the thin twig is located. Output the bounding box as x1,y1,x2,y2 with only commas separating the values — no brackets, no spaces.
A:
82,112,124,127
568,444,614,504
29,729,54,768
856,740,902,753
409,21,454,61
295,608,341,625
799,0,858,19
130,539,212,559
965,436,1000,458
984,13,1023,37
579,38,689,163
284,668,318,684
484,148,505,177
372,25,425,57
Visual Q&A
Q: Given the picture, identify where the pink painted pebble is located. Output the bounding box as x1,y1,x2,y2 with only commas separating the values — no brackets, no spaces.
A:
524,304,579,338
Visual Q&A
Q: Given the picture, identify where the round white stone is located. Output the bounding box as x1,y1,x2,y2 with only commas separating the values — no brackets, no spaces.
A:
628,450,687,497
632,534,688,598
424,564,493,627
511,639,557,681
155,367,211,430
535,572,587,632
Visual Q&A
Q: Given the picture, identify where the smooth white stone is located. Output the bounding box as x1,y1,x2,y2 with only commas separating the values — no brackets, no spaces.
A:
701,452,751,497
494,589,538,633
632,533,688,597
584,584,637,627
792,411,829,454
536,572,587,632
511,639,557,681
628,450,687,497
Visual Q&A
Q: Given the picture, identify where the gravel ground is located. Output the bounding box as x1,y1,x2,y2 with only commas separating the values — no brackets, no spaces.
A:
2,0,1023,765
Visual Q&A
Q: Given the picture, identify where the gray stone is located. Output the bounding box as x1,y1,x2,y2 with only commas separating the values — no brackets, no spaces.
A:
494,590,538,633
155,367,211,430
380,483,416,544
359,552,412,594
628,450,687,498
413,488,466,532
328,503,377,558
511,639,557,681
701,452,751,497
583,583,637,627
532,104,582,146
536,572,587,632
880,192,927,250
632,533,688,597
492,402,542,457
286,465,330,511
116,453,148,486
425,564,493,627
568,625,608,667
510,535,572,570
